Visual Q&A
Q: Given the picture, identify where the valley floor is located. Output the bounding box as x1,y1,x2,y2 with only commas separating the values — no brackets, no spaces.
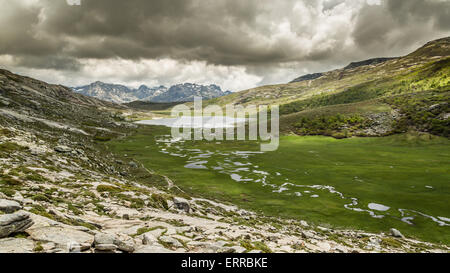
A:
1,123,449,253
107,126,450,246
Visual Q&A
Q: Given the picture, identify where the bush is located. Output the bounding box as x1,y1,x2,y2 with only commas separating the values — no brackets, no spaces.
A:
96,184,122,193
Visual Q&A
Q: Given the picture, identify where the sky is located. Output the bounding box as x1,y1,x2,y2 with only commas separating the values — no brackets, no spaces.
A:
0,0,449,92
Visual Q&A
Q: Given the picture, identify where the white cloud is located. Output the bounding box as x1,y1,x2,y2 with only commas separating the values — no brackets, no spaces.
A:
0,56,263,91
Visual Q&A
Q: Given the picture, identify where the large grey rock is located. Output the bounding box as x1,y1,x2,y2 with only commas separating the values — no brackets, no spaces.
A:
54,145,72,153
173,197,190,213
94,233,115,245
114,239,135,253
27,226,94,250
390,228,404,238
0,238,35,253
94,233,134,252
0,199,21,213
0,212,34,238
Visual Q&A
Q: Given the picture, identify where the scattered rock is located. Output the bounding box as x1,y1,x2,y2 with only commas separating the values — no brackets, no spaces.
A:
122,214,130,220
217,247,236,253
301,231,315,239
134,245,175,253
128,161,138,168
114,239,135,253
0,212,34,238
316,241,331,252
0,199,21,213
390,228,404,238
95,244,117,252
159,236,183,248
54,145,72,153
173,197,190,213
142,233,158,245
231,246,247,253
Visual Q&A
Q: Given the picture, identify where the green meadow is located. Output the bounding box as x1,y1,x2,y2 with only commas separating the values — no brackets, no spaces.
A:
108,126,450,244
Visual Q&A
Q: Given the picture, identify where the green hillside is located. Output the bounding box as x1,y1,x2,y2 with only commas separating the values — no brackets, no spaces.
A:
206,37,450,138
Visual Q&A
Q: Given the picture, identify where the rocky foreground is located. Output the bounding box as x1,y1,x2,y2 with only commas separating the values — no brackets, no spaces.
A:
0,68,448,253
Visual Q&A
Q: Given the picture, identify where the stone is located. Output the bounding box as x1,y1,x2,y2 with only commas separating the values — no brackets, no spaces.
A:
114,239,135,253
134,245,175,253
159,236,183,248
69,242,92,253
54,145,72,153
188,241,224,253
128,161,138,168
231,246,247,253
301,230,315,239
248,250,263,253
300,220,309,227
173,197,190,213
26,226,94,250
95,244,117,251
217,247,236,253
316,241,331,252
0,199,21,213
94,233,115,245
122,214,130,220
390,228,404,238
0,238,35,253
142,233,158,245
0,212,34,238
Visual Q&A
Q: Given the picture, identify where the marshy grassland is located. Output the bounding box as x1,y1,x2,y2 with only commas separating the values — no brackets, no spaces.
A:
108,126,450,244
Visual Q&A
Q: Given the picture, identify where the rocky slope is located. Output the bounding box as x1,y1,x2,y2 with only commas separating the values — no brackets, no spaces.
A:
0,68,448,253
73,82,231,104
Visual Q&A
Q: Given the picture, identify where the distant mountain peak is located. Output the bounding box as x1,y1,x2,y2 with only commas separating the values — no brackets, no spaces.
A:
72,82,230,103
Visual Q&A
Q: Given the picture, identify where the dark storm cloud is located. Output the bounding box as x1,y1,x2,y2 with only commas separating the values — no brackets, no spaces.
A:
0,0,449,91
353,0,450,56
2,0,285,67
0,0,362,68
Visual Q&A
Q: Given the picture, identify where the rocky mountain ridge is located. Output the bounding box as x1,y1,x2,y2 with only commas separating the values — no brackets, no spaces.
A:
73,81,231,104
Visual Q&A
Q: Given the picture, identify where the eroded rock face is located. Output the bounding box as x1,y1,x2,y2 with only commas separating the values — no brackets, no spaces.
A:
0,199,21,213
0,212,34,238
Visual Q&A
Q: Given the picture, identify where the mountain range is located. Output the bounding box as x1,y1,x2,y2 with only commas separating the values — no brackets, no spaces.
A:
73,82,232,104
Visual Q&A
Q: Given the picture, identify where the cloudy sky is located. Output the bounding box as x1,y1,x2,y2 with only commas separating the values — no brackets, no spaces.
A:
0,0,449,91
